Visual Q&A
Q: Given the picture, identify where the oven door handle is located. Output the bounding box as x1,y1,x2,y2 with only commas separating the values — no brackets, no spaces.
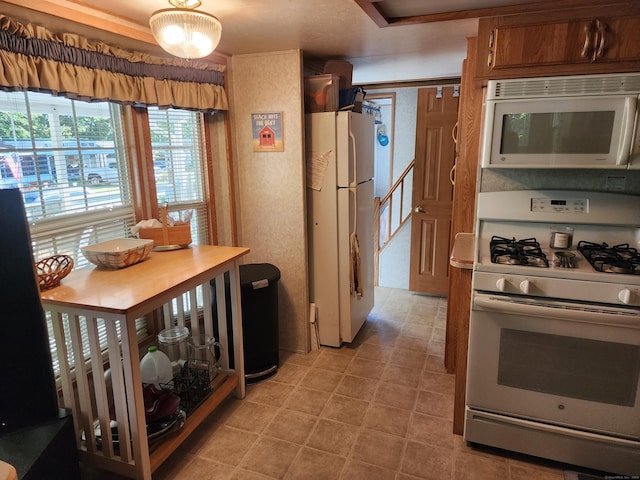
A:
473,294,640,329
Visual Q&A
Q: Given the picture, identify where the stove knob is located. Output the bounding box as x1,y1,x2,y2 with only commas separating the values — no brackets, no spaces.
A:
520,279,531,294
618,288,631,305
496,278,507,292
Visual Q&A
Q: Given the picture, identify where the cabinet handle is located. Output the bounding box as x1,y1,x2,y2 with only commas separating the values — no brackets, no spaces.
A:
487,51,493,67
449,164,456,186
488,30,495,48
594,19,607,60
451,122,459,144
581,21,595,59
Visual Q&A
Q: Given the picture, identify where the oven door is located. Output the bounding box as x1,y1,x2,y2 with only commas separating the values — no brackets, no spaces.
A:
467,293,640,440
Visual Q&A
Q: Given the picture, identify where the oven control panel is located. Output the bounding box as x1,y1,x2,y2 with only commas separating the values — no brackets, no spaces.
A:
472,271,640,307
531,198,588,213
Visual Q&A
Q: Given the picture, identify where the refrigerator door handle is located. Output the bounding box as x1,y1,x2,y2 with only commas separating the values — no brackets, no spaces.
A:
349,129,358,189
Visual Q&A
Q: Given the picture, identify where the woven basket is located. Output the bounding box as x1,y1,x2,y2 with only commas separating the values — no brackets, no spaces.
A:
35,254,74,290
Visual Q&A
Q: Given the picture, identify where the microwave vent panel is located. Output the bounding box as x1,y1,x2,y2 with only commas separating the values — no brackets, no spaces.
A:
490,73,640,100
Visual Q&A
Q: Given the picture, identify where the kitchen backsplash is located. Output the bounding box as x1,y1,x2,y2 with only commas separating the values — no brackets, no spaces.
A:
480,169,640,195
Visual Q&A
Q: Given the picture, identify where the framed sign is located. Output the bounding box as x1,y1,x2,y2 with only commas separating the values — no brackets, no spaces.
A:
251,112,284,152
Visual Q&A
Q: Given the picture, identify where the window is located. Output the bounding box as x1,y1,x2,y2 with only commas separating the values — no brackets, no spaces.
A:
148,107,209,245
0,94,216,376
0,91,135,264
148,107,211,321
0,91,143,375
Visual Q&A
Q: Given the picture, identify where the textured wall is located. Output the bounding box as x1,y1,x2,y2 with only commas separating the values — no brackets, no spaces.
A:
229,50,309,353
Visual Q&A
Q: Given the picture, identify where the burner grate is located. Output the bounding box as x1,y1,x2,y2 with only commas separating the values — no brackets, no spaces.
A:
490,236,549,267
577,241,640,275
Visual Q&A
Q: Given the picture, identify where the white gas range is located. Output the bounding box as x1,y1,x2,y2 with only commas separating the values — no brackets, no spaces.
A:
465,190,640,475
473,190,640,306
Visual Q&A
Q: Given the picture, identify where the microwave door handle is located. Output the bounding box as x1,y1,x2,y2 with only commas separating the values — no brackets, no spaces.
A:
616,96,637,165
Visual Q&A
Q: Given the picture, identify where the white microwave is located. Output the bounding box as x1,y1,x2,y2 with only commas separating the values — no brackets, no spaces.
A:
481,74,640,169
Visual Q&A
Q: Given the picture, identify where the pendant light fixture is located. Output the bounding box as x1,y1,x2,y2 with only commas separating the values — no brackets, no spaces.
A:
149,0,222,59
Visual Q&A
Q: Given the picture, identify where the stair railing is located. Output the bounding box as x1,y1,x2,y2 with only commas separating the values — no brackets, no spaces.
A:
374,160,414,284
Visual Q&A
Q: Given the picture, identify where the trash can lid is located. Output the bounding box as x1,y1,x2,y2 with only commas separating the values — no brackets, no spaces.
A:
239,263,281,287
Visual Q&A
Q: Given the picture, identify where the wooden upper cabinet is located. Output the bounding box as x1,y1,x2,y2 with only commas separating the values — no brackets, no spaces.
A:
476,3,640,81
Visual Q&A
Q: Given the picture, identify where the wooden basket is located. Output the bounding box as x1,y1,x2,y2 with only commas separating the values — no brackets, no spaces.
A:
138,223,192,247
35,254,74,290
138,206,192,248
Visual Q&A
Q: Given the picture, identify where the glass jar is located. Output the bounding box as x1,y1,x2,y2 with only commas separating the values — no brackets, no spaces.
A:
550,226,574,249
158,326,190,377
187,334,222,387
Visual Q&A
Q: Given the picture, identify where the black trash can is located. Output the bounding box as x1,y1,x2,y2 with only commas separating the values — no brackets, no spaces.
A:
211,263,281,384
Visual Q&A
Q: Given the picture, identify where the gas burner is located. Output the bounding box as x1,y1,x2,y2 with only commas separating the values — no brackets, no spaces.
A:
577,241,640,275
490,236,549,268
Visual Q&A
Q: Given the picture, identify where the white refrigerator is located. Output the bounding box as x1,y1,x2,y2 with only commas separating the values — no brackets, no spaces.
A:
306,111,375,347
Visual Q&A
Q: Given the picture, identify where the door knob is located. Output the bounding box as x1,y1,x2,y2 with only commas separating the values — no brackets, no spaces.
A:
414,206,425,213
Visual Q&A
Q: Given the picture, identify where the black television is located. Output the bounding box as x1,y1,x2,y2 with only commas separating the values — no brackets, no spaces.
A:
0,188,59,436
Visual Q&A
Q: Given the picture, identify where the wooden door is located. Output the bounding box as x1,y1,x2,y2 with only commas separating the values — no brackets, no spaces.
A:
409,87,459,295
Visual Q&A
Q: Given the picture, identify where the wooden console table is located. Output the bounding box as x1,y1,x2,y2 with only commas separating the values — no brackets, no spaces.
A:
40,245,250,479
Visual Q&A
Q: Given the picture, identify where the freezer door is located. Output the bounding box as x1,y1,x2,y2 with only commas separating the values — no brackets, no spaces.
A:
337,179,375,343
336,112,374,187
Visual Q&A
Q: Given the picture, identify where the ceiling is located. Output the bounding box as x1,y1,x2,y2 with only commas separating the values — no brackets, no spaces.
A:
5,0,575,56
2,0,583,80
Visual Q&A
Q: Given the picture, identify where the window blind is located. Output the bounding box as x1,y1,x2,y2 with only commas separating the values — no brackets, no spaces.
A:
0,90,146,376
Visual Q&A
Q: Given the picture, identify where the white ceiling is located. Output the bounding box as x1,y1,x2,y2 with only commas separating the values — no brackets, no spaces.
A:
4,0,557,82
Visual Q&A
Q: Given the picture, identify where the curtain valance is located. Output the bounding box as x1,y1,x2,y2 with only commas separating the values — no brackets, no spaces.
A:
0,15,228,112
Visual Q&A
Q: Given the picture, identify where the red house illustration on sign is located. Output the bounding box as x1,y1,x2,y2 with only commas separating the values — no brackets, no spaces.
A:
259,125,276,147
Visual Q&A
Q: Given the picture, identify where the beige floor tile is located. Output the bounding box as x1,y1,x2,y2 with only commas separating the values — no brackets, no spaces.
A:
163,457,235,480
225,400,279,433
263,409,317,444
284,447,345,480
389,347,427,370
321,394,369,426
283,386,331,416
426,339,445,357
414,390,453,419
307,418,359,457
280,350,320,366
272,362,308,385
199,425,259,465
351,429,405,470
423,354,447,373
312,351,354,372
420,370,455,395
407,412,455,450
373,382,418,411
509,463,565,480
152,452,197,480
453,450,510,480
363,403,411,437
355,342,394,362
246,380,296,407
239,437,300,479
335,374,378,401
345,357,387,380
230,469,275,480
300,367,344,392
401,323,432,340
394,334,430,352
339,460,396,480
401,441,453,480
380,364,422,388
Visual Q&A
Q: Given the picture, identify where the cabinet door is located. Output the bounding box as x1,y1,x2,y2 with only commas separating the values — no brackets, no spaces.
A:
604,17,640,62
477,6,640,81
491,21,582,69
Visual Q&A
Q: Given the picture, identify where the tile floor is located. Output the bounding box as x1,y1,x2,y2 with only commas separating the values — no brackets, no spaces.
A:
84,287,573,479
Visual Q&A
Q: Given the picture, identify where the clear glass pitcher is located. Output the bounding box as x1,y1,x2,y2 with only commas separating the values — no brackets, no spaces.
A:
187,334,222,387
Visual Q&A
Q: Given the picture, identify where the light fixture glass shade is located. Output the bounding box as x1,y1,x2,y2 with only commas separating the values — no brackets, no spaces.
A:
150,8,222,59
